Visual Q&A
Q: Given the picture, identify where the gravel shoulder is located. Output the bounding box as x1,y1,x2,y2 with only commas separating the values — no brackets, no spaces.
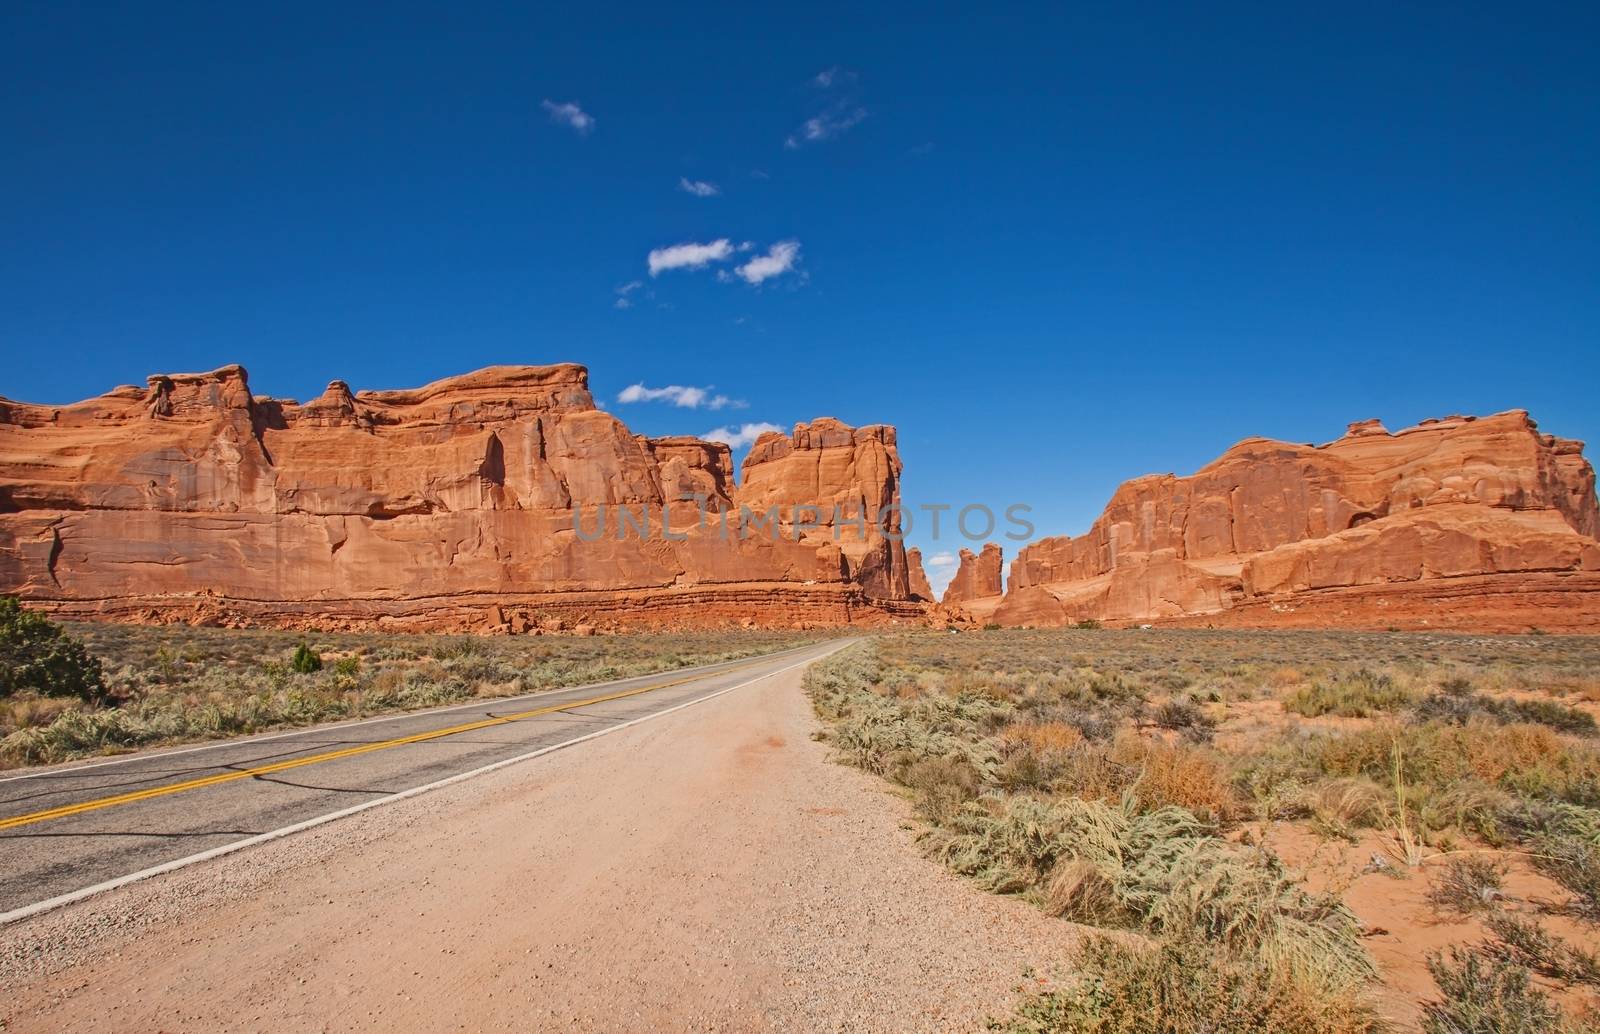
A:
1,652,1075,1033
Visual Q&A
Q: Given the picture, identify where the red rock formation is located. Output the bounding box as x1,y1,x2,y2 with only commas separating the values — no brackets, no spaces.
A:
940,543,1006,620
0,364,926,631
994,412,1600,633
905,548,935,603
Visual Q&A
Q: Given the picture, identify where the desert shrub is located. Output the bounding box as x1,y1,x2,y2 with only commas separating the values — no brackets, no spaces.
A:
1484,911,1600,987
1302,720,1599,810
992,933,1385,1034
1421,948,1570,1034
1285,669,1413,718
1054,741,1137,802
291,644,323,674
903,756,983,825
1426,856,1507,915
0,597,105,703
995,721,1092,793
1529,831,1600,919
1150,697,1217,742
1306,777,1388,833
1112,734,1239,824
1420,780,1517,844
807,648,1008,786
925,795,1373,989
1417,686,1598,737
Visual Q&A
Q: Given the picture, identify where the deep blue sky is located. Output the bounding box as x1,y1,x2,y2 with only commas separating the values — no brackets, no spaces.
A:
4,4,1596,591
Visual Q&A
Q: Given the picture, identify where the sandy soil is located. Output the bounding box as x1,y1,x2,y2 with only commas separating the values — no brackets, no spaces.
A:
1268,823,1596,1026
1,657,1073,1033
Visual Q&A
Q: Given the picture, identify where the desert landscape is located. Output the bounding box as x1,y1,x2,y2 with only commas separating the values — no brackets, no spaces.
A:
1,365,1597,1031
3,364,1596,635
4,6,1598,1032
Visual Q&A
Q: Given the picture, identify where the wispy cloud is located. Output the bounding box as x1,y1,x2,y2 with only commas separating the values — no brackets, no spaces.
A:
703,422,783,448
613,280,643,310
785,104,868,149
812,66,851,88
678,177,720,197
736,240,801,284
927,552,959,569
541,99,595,135
648,239,734,276
618,383,743,410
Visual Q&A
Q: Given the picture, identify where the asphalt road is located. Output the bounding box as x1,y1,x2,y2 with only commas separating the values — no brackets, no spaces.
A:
0,638,848,919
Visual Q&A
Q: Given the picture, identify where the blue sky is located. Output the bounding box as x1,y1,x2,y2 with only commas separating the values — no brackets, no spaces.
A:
3,4,1596,593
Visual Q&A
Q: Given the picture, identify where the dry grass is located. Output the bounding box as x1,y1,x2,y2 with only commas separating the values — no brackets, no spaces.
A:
804,628,1600,1031
1111,732,1240,824
1,624,826,768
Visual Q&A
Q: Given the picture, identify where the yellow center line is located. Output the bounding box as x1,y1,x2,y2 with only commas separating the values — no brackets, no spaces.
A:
0,657,773,832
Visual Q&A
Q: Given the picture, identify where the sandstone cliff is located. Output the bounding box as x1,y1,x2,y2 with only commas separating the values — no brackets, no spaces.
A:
905,548,935,603
940,543,1006,621
993,411,1600,632
0,364,924,631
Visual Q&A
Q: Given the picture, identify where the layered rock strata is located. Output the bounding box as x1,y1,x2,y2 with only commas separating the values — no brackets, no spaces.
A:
0,364,923,631
992,411,1600,632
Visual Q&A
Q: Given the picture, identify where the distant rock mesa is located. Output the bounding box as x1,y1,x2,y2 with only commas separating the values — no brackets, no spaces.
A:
989,411,1600,632
0,364,923,631
2,370,1596,633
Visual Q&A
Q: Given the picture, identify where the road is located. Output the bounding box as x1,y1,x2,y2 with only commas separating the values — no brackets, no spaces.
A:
1,632,1072,1034
0,639,845,919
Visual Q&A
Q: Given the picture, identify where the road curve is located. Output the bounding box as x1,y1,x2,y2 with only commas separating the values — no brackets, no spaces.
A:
0,639,849,919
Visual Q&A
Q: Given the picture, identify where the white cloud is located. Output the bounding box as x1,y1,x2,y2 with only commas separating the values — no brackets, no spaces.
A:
703,422,784,448
613,280,642,309
678,177,720,197
736,240,801,284
785,104,867,148
927,552,959,568
812,66,842,88
617,383,743,410
541,99,595,135
648,238,734,276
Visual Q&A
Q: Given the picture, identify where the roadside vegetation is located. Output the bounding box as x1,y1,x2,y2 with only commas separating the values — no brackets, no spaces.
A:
805,629,1600,1033
0,598,822,768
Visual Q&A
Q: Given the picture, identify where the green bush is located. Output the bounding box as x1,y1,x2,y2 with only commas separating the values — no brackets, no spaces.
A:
0,597,105,703
291,643,323,674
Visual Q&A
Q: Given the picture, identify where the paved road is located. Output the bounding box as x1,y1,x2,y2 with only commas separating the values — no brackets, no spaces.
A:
0,639,847,919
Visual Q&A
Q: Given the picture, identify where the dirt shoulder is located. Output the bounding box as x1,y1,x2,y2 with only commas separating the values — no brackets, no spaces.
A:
2,654,1071,1033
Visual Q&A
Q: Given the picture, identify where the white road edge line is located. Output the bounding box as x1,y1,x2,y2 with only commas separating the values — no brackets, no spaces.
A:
0,642,849,927
0,641,823,784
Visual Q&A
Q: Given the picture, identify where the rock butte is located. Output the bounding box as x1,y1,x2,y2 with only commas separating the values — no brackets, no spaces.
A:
0,366,1596,633
940,544,1006,622
904,547,936,604
0,364,922,631
975,411,1600,633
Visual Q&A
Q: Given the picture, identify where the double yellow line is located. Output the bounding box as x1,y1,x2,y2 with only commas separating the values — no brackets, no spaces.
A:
0,657,769,833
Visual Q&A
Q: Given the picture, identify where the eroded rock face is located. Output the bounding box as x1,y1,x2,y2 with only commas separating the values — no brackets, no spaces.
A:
934,547,998,621
993,411,1600,632
0,365,924,630
905,548,935,603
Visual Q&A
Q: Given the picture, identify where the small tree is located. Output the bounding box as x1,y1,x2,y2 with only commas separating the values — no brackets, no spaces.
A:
0,596,106,703
291,643,323,674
